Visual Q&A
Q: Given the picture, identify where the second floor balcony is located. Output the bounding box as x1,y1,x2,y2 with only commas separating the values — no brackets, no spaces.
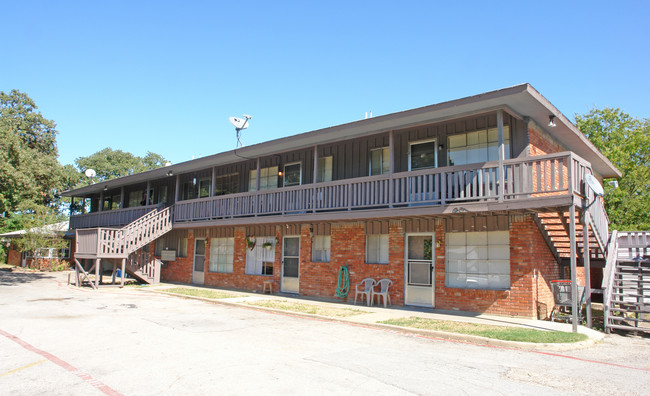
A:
69,151,597,229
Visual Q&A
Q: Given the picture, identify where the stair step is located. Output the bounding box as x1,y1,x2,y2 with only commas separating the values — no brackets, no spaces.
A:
605,323,650,333
608,316,650,324
609,306,650,314
611,292,649,298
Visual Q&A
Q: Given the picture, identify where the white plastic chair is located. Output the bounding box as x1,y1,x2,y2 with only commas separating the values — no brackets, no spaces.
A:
372,279,393,307
354,278,376,306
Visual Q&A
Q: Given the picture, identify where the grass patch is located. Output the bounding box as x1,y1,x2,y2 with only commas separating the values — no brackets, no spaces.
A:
379,317,588,343
163,287,243,300
0,263,13,270
248,299,368,318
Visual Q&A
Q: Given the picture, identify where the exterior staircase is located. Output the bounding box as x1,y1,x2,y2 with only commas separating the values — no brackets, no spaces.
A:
74,205,173,286
602,231,650,334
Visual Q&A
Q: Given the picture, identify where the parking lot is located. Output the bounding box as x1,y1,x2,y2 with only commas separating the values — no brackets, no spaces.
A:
1,270,649,395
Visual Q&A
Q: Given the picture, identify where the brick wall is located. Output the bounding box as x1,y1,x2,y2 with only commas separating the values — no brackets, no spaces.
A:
528,123,566,155
156,215,567,318
7,243,20,266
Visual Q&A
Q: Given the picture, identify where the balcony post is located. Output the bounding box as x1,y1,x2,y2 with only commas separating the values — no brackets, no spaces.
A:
211,167,217,197
313,145,318,213
569,203,578,332
497,110,505,202
175,174,180,203
120,187,124,209
256,158,261,191
389,130,394,208
99,190,104,212
146,181,151,206
583,202,593,328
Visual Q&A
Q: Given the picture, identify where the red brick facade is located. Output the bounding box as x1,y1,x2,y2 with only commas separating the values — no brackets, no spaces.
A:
528,123,566,156
156,214,569,318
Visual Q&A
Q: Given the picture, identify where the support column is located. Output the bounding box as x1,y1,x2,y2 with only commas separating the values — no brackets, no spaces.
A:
312,145,318,213
497,110,505,202
211,167,217,197
389,130,394,208
120,258,126,288
175,174,180,203
569,204,578,332
146,181,151,205
256,158,261,191
95,258,101,289
120,187,125,209
99,191,104,212
583,208,592,328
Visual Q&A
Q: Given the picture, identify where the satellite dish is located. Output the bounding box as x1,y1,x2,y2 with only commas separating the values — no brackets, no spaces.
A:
229,117,249,131
84,169,96,178
585,174,604,196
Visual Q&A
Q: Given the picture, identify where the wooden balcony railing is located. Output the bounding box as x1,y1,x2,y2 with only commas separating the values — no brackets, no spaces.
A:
173,152,588,222
69,204,160,229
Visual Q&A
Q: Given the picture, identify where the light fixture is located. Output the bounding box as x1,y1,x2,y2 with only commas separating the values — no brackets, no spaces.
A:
548,115,557,127
278,170,284,177
438,144,445,151
167,170,173,177
104,186,108,191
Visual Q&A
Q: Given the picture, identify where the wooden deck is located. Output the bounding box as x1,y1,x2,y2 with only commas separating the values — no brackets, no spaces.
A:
69,151,595,228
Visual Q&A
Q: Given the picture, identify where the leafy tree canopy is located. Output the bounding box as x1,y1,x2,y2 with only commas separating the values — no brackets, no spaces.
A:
73,148,168,188
0,90,63,219
575,108,650,230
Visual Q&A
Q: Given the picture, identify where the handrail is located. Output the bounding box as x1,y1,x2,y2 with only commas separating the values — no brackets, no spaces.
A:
174,152,587,222
602,230,619,333
69,204,160,229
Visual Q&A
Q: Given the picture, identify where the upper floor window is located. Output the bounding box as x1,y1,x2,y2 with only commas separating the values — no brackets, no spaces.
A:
318,156,333,182
283,163,302,187
409,140,437,170
249,166,279,191
215,173,239,196
183,177,210,200
448,127,510,166
370,147,390,176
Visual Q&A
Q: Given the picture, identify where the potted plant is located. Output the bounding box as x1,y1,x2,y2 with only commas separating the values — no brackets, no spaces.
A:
246,236,256,250
262,241,273,250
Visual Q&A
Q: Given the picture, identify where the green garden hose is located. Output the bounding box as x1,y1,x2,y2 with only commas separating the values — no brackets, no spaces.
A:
335,265,350,298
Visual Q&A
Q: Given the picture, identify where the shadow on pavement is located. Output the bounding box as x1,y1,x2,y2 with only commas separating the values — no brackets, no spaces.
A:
0,268,56,286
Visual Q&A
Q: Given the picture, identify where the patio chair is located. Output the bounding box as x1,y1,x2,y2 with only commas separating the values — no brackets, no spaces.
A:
550,280,585,323
354,278,376,306
372,279,393,308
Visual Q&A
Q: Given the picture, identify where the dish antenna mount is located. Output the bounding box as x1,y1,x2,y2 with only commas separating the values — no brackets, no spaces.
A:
584,174,618,209
229,114,252,148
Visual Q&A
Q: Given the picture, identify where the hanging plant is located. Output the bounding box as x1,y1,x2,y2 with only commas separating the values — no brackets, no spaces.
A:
246,235,256,250
262,241,273,250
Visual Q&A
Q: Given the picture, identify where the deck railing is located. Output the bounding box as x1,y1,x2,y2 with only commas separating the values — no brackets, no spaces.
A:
69,204,160,229
173,152,585,222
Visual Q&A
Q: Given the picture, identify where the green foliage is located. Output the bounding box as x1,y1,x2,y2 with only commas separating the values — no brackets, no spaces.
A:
11,205,68,258
0,90,63,218
575,108,650,230
73,148,168,186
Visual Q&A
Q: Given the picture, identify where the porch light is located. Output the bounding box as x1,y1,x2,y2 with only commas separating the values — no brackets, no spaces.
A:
548,115,556,127
278,170,283,177
104,186,108,191
167,170,173,177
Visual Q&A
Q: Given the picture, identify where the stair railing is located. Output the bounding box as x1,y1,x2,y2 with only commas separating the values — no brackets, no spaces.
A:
121,205,172,255
126,249,161,284
602,230,619,333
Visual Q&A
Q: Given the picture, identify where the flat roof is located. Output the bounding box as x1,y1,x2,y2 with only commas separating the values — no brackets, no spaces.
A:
63,83,620,197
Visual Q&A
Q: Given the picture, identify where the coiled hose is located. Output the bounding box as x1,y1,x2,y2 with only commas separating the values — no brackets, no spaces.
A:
335,265,350,298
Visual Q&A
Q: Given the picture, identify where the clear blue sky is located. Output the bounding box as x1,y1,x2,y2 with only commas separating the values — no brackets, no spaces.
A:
1,1,648,168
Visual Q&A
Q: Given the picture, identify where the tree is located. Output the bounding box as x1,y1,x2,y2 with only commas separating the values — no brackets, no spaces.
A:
74,148,169,186
0,90,63,220
575,108,650,230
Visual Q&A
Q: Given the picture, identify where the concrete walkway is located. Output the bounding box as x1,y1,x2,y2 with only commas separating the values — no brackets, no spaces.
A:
143,281,604,350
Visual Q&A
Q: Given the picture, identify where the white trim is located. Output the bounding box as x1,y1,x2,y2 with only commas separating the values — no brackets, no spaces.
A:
408,138,438,171
283,162,302,187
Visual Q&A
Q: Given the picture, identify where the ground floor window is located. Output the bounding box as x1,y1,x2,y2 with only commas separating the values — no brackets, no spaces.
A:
209,237,234,273
312,235,330,262
445,231,510,290
245,236,275,275
366,234,389,264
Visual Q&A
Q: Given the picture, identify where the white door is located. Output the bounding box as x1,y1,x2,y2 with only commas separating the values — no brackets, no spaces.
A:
281,236,300,293
192,239,205,285
405,234,435,307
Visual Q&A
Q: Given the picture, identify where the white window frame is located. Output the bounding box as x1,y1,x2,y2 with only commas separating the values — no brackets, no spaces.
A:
283,162,302,187
445,230,510,290
366,234,389,264
245,236,276,275
318,156,333,182
369,147,390,176
209,237,234,273
249,166,279,191
447,126,511,167
408,139,438,171
312,235,331,262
